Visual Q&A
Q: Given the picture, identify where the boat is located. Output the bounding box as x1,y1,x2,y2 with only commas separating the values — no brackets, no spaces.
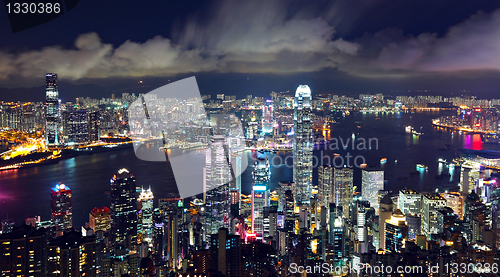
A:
380,158,387,163
416,164,428,170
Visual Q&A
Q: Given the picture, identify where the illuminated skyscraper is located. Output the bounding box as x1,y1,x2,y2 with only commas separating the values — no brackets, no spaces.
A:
252,156,270,184
399,189,422,215
204,135,231,236
159,196,182,269
251,185,269,238
45,73,59,146
89,111,100,142
318,165,333,207
379,193,393,251
63,109,89,144
385,209,408,254
421,193,446,237
334,166,353,218
262,100,274,134
138,187,154,246
89,207,111,233
110,168,138,252
51,183,72,237
361,167,384,215
293,85,313,204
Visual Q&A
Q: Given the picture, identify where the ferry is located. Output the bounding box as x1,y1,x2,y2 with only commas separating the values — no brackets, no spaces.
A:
416,164,428,170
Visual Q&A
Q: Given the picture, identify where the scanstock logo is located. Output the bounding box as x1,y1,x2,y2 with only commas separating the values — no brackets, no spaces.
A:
128,77,248,198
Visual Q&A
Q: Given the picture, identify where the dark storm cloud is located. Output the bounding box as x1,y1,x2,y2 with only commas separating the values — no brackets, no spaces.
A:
0,0,499,82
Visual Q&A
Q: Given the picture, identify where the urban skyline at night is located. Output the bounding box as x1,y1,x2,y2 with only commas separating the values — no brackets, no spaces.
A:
2,1,500,276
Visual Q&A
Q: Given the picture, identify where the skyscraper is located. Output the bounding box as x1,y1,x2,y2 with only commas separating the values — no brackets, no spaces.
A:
47,230,97,276
385,209,408,254
88,111,100,142
399,189,422,216
110,168,138,252
318,165,333,207
159,196,182,269
63,109,89,144
45,73,59,147
293,85,313,205
334,166,353,218
138,187,154,246
89,207,111,233
204,135,231,236
51,183,72,237
262,100,274,134
361,167,384,215
421,193,446,237
379,193,393,251
0,224,48,276
251,185,269,238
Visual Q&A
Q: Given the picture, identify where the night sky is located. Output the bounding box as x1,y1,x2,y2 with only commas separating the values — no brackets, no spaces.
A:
1,0,500,99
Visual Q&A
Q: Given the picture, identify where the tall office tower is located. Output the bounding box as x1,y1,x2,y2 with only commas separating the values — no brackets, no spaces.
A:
356,202,369,254
45,73,59,147
209,228,241,277
51,183,72,237
361,167,384,215
47,230,97,276
89,207,111,232
318,165,333,207
440,191,464,219
251,185,269,238
398,189,422,215
421,193,446,237
88,111,100,142
137,187,154,246
464,192,487,244
277,181,294,213
159,196,182,269
204,135,231,236
334,166,354,218
0,225,48,276
293,85,313,205
253,157,270,184
331,213,344,268
110,168,138,252
460,164,472,196
406,215,421,240
262,100,274,134
263,207,278,243
230,153,242,216
63,109,89,144
385,209,408,254
379,194,393,251
328,203,342,243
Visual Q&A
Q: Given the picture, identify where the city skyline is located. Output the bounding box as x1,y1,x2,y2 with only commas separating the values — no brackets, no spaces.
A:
2,0,500,275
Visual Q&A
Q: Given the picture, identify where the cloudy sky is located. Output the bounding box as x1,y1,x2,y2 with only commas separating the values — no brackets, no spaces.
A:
1,0,500,97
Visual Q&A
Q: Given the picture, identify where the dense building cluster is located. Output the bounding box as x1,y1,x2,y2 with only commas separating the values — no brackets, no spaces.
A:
3,75,500,276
